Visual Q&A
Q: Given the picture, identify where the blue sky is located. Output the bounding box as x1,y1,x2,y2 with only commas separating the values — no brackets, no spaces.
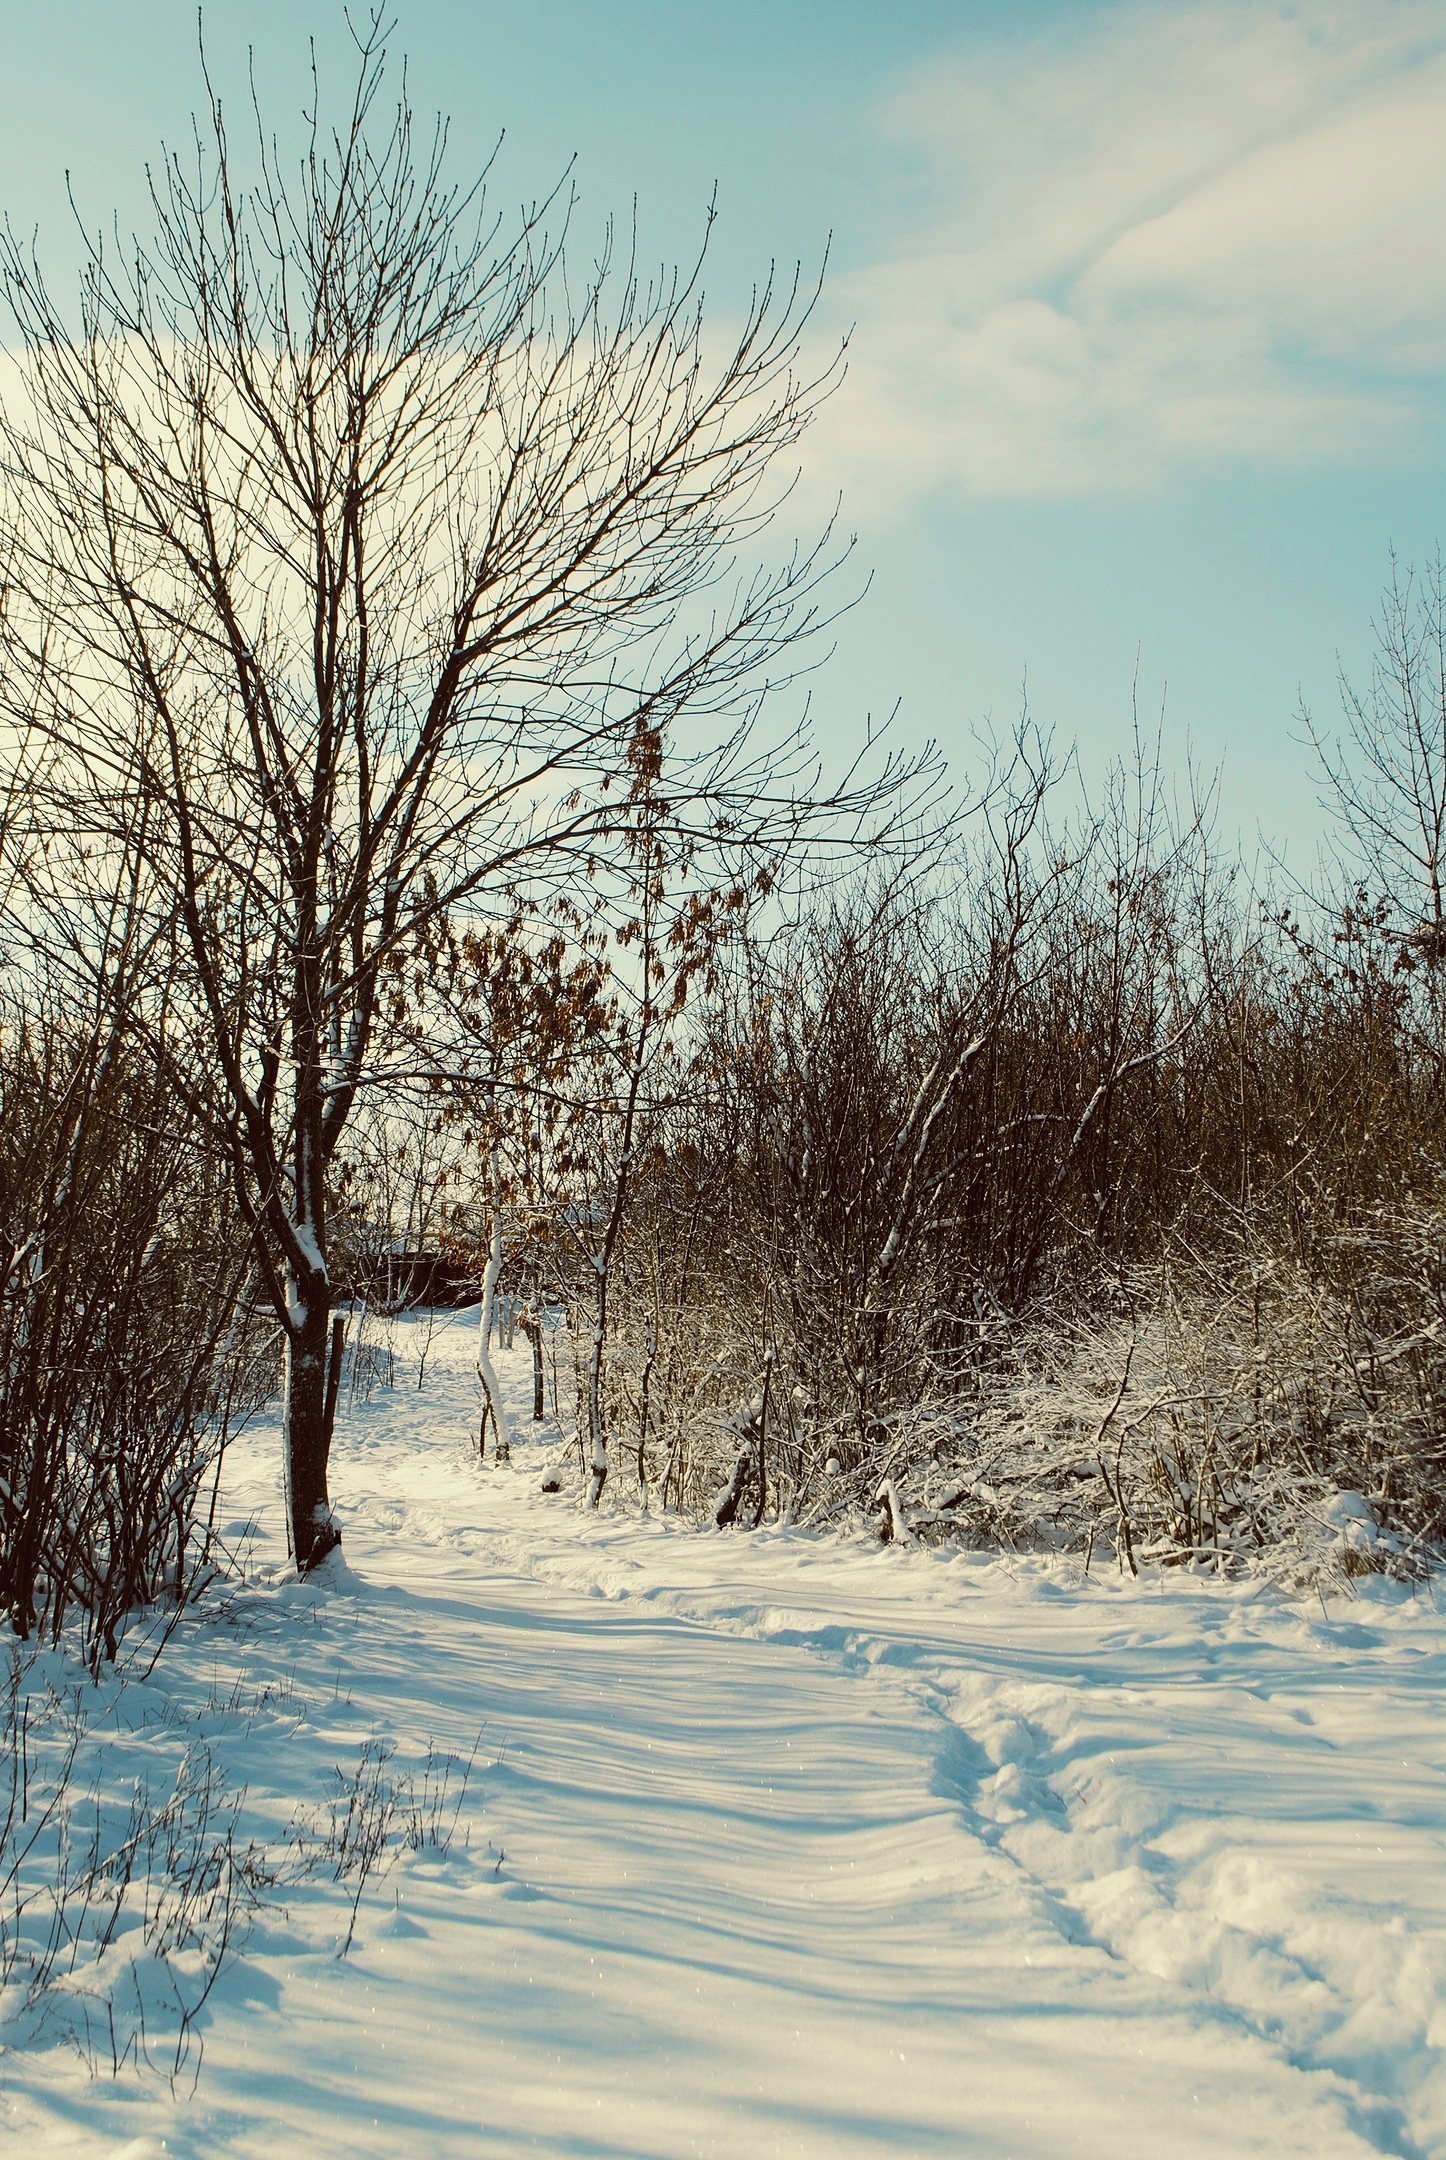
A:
3,0,1444,862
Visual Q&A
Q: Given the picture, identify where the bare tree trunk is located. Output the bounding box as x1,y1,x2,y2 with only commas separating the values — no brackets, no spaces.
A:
477,1147,512,1464
713,1437,757,1528
283,1282,340,1568
585,1297,610,1508
521,1291,545,1421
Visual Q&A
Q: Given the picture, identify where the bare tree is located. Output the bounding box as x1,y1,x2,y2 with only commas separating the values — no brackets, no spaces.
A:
0,17,908,1568
553,725,748,1507
1306,552,1446,957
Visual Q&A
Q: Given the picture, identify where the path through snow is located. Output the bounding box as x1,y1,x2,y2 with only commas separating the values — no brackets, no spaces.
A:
7,1309,1446,2157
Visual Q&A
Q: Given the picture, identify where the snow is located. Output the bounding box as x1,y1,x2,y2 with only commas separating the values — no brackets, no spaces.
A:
7,1308,1446,2157
287,1209,326,1284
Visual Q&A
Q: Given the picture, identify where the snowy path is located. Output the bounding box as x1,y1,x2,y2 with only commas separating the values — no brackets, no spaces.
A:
8,1309,1446,2157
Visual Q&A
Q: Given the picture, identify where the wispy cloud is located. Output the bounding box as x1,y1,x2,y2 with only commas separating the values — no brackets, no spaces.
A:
807,2,1446,507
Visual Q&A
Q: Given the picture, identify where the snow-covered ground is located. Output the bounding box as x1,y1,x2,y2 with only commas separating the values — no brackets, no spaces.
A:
7,1308,1446,2158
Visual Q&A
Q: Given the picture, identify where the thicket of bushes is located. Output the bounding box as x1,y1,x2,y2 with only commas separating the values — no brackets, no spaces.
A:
435,693,1446,1585
0,958,267,1666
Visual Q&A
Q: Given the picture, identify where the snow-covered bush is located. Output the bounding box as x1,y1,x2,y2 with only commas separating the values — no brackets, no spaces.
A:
822,1206,1446,1584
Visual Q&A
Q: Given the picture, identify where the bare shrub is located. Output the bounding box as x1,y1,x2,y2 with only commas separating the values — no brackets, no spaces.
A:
0,1651,267,2086
0,974,267,1669
288,1731,482,1957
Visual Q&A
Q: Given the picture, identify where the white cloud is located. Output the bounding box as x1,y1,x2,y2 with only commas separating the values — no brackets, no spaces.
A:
806,1,1446,507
